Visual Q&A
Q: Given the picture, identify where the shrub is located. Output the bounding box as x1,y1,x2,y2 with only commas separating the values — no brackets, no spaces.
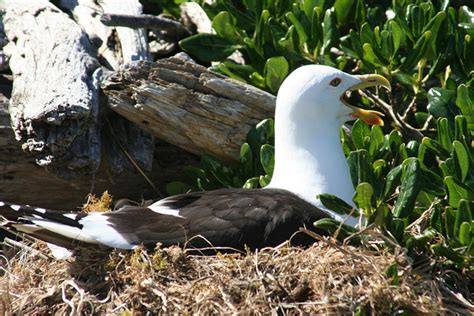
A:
174,0,474,274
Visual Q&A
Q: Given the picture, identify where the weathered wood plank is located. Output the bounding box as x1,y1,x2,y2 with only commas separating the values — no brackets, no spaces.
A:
102,54,276,161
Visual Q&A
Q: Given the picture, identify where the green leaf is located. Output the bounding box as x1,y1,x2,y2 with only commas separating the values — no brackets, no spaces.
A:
380,30,391,60
313,218,357,241
421,137,449,159
430,205,442,232
452,140,470,181
393,158,421,218
286,12,308,48
334,0,355,25
340,29,363,59
352,119,371,150
268,17,286,46
437,118,453,152
275,0,293,17
321,8,339,54
455,200,472,238
430,244,464,265
406,140,419,157
354,0,365,25
419,167,446,196
445,206,456,239
264,56,289,93
347,149,373,188
221,1,256,32
385,263,400,285
166,181,193,195
445,176,474,208
456,84,474,130
400,31,431,71
388,130,403,155
260,144,275,176
414,228,437,244
360,22,375,44
254,10,271,49
389,20,403,57
310,6,323,51
427,88,457,119
454,115,470,142
243,177,259,189
353,182,375,213
201,154,234,187
249,71,266,89
179,34,242,62
239,143,253,179
212,11,240,41
373,159,387,179
422,11,446,60
215,61,251,82
259,175,271,187
383,164,402,200
318,193,359,216
303,0,321,20
459,222,471,246
362,43,384,67
369,125,385,157
393,71,417,89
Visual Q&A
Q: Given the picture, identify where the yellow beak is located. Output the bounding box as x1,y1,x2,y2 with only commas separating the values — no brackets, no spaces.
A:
342,74,391,126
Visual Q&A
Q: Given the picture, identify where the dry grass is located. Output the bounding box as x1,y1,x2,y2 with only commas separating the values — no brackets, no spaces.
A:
0,235,464,315
0,194,471,314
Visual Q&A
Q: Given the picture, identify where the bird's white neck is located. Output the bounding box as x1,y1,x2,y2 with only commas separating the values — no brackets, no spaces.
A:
266,114,356,221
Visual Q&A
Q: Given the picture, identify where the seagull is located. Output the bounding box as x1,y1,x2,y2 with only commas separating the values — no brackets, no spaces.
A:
0,65,390,252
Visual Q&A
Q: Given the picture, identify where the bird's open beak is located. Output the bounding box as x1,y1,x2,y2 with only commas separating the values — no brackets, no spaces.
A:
341,74,391,126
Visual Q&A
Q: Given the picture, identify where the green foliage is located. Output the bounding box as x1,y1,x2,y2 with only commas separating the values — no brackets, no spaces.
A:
173,1,474,272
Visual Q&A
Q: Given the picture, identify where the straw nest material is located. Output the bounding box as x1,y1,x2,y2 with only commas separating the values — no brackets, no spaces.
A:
1,235,464,315
0,193,471,314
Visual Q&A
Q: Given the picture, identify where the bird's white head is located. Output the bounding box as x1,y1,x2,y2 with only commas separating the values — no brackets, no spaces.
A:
268,65,391,226
276,64,390,127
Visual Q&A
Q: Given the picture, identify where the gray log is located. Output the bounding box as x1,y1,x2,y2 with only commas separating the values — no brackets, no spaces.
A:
2,0,101,179
0,96,199,209
102,54,276,161
59,0,155,177
2,0,156,180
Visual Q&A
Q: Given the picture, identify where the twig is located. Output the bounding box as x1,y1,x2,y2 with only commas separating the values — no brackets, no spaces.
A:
298,228,371,264
438,279,474,312
406,201,436,231
2,238,50,260
421,114,434,131
100,13,190,38
106,119,163,198
343,223,376,245
401,97,417,120
359,90,424,141
183,234,246,255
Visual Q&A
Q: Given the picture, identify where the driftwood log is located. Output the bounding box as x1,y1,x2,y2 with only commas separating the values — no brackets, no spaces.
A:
0,94,199,209
0,1,275,208
0,0,175,208
3,0,102,178
102,55,276,160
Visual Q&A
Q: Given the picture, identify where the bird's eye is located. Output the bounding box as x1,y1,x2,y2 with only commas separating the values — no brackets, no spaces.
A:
330,78,342,86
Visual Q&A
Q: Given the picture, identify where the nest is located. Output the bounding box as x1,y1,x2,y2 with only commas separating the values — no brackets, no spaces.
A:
1,234,465,315
1,193,472,314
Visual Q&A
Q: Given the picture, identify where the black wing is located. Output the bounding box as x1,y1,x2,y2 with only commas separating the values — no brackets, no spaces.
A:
1,188,330,251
